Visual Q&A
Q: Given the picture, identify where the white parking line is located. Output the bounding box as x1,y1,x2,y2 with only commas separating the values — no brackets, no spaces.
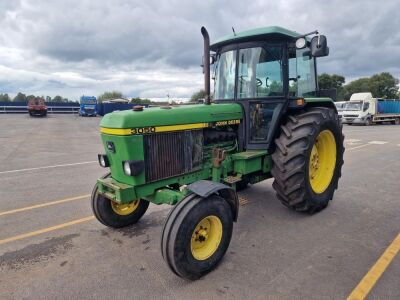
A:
346,139,362,143
368,141,388,145
0,161,97,175
347,144,371,151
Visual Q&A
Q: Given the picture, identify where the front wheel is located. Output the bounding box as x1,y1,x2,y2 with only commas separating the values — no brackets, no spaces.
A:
91,174,149,228
271,107,344,213
161,194,233,280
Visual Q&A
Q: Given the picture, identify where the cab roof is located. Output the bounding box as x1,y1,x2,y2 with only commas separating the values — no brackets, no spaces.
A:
210,26,301,51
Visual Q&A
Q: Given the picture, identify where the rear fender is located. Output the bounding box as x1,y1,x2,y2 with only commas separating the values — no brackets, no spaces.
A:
187,180,239,221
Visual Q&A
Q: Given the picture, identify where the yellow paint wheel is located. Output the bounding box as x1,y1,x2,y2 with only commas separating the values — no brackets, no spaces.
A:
111,200,140,216
309,130,337,194
191,215,223,260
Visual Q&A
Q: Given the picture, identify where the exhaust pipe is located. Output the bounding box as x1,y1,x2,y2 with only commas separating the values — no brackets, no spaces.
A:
201,26,211,105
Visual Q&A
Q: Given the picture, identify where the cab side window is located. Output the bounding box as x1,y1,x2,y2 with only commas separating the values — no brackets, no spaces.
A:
288,47,317,97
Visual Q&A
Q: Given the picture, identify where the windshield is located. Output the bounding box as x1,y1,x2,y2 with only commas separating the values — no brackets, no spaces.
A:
335,103,345,111
344,102,363,111
81,99,96,104
214,46,284,100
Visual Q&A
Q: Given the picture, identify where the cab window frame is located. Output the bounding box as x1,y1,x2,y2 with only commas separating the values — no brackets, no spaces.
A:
213,41,289,101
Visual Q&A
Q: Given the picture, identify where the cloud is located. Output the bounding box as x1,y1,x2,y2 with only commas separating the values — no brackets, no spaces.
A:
0,0,399,99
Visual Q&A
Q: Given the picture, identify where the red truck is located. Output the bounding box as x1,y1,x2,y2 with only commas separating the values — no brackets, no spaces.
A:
28,98,47,117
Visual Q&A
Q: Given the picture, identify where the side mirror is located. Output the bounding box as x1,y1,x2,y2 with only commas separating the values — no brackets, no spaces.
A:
310,35,329,57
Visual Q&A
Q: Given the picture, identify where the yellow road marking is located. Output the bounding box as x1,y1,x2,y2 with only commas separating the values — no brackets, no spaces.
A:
0,194,91,217
0,216,95,245
347,233,400,300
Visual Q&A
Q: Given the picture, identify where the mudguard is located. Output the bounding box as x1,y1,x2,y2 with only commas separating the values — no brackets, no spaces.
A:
187,180,239,221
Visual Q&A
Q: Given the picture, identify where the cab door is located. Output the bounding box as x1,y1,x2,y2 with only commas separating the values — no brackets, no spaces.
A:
235,45,286,150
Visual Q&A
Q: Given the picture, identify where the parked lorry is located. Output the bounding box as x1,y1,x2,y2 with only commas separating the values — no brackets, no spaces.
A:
341,93,400,125
79,95,97,116
28,98,47,117
92,26,344,280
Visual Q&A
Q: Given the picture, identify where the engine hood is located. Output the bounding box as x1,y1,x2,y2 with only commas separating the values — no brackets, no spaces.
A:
100,103,243,129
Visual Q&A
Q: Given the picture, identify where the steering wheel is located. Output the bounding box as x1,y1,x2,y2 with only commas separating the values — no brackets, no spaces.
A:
256,78,262,87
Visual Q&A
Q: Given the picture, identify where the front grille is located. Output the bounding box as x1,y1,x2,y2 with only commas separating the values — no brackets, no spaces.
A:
144,130,203,182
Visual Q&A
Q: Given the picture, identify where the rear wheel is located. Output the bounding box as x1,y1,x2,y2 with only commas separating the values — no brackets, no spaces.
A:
161,194,233,280
271,107,344,213
91,174,149,228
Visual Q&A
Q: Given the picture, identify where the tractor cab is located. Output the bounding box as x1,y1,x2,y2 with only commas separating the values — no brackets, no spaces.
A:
207,26,329,150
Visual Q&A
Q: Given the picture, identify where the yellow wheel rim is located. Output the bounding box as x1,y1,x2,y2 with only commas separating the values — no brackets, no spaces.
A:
111,200,140,216
191,215,223,260
309,130,337,194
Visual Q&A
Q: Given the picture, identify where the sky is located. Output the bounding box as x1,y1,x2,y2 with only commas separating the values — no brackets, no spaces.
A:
0,0,399,101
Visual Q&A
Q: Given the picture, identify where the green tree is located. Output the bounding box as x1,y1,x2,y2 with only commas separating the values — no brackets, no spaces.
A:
341,77,370,100
341,72,399,100
318,73,346,100
13,92,27,102
26,95,36,102
318,73,345,90
190,89,206,102
50,95,69,103
130,97,152,105
0,93,11,102
368,72,399,99
98,91,123,103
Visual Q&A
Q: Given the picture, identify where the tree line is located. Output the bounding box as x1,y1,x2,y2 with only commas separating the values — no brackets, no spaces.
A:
0,92,74,103
318,72,399,101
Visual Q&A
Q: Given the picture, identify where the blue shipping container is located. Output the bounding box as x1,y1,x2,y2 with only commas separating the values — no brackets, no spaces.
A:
377,100,400,114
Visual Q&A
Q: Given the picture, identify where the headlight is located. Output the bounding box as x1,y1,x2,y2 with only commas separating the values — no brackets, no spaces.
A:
123,161,132,176
295,37,307,49
122,160,144,176
98,154,109,168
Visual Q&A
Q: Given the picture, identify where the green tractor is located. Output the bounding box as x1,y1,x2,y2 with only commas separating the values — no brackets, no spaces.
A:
92,26,344,280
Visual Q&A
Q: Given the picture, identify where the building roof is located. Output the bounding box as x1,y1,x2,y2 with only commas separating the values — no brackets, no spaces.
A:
210,26,301,50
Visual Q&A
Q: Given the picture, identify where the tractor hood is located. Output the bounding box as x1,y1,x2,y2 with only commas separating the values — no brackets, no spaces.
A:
100,103,243,130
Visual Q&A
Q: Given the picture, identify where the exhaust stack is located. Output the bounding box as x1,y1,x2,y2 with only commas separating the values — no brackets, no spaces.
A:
201,26,211,105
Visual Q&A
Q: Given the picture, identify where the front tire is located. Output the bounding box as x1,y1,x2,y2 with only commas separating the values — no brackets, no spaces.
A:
271,107,344,213
161,194,233,280
91,174,149,228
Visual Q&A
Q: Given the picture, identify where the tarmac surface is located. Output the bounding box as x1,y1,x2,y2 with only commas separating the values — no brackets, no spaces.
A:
0,114,399,299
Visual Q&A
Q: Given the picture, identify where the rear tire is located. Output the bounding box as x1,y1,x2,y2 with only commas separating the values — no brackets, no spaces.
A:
161,194,233,280
271,107,344,213
91,173,149,228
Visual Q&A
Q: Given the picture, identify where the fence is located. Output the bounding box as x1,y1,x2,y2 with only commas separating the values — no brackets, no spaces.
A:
0,102,80,114
0,102,151,115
